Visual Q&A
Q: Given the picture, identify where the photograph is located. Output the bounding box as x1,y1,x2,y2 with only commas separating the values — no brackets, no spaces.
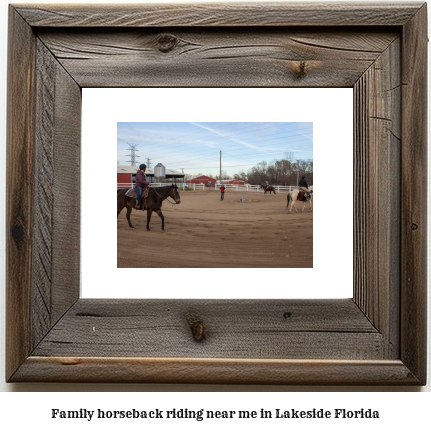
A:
117,122,313,268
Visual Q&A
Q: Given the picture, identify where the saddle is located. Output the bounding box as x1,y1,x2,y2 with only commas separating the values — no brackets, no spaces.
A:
126,188,150,209
125,188,137,198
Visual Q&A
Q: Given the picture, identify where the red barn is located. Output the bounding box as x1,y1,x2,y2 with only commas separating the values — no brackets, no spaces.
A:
220,179,245,185
227,179,245,185
117,166,137,188
189,175,217,186
117,165,185,188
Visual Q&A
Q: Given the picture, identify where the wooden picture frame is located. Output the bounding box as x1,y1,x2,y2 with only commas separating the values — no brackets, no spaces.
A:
6,2,427,385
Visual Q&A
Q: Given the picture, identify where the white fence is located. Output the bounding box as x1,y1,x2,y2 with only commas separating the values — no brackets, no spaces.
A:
215,184,298,193
117,183,205,191
152,183,206,191
117,183,134,189
118,183,300,193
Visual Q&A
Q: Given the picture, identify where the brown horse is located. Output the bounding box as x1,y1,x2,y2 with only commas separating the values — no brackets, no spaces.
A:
117,184,181,230
260,184,276,195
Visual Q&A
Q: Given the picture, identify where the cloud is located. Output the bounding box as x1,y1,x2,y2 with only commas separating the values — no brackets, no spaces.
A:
189,122,264,151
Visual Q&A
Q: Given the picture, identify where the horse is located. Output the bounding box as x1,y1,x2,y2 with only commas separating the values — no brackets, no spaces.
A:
287,186,313,213
260,184,276,195
117,184,181,230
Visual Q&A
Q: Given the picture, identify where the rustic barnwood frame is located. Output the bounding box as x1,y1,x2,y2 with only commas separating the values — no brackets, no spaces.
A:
6,2,427,384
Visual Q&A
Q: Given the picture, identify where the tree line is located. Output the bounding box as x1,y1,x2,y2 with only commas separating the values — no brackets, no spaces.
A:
233,158,313,186
185,153,313,186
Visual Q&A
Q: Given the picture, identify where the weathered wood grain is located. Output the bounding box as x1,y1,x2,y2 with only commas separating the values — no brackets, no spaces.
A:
32,39,81,349
353,38,401,358
400,3,428,385
32,40,56,347
7,10,83,382
6,7,36,381
50,53,81,325
32,299,384,360
37,29,398,87
12,357,421,385
15,2,423,27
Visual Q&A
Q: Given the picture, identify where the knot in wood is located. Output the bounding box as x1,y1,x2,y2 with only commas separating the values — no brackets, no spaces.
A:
11,222,26,246
157,34,178,53
294,61,307,78
288,60,321,79
411,223,419,231
186,314,206,342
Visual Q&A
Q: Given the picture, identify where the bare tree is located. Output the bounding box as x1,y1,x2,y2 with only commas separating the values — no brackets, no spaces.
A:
233,156,312,186
215,170,230,180
234,171,248,182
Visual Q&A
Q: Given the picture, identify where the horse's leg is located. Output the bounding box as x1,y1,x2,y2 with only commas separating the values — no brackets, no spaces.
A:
146,209,153,231
117,205,123,230
293,199,298,213
117,197,124,217
155,209,165,231
126,205,134,228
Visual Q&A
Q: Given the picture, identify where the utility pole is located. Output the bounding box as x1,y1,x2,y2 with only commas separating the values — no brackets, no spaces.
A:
126,143,140,166
296,160,300,186
181,168,185,184
146,157,152,168
220,150,222,182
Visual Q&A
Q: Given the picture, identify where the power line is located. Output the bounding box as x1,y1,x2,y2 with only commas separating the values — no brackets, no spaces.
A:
126,143,140,166
118,123,313,174
118,133,312,166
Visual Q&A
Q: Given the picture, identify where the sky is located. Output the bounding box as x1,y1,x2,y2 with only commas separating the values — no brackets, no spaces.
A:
117,122,313,177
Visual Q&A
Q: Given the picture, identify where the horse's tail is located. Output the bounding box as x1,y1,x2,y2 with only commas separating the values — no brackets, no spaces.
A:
287,193,291,208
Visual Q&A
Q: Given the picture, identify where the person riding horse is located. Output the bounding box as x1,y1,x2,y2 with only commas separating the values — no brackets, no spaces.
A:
135,164,150,209
264,180,269,191
298,175,311,201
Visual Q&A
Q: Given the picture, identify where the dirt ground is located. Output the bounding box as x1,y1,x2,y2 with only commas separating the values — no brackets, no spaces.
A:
117,190,313,268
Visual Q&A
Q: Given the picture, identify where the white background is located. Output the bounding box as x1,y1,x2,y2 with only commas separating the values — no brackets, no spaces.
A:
82,87,353,299
0,0,430,424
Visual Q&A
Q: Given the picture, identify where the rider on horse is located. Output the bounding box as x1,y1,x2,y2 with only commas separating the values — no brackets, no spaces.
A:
135,164,150,209
298,175,311,200
264,180,269,191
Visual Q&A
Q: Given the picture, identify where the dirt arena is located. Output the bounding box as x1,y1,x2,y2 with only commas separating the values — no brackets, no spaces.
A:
117,189,313,268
